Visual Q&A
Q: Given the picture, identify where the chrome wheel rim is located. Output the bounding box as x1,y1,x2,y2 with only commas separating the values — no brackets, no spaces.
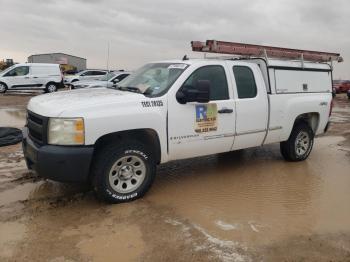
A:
108,155,146,194
47,84,56,92
295,131,310,156
0,84,5,92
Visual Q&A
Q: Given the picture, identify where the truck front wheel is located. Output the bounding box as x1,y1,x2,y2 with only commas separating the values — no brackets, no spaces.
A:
280,122,314,162
91,140,156,203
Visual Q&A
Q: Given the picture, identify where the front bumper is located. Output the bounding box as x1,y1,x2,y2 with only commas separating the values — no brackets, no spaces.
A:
22,128,94,183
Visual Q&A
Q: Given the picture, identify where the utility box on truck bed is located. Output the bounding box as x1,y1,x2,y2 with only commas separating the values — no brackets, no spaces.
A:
269,61,332,94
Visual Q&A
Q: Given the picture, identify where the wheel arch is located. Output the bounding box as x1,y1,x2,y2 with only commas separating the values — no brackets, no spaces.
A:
293,112,320,135
46,81,58,87
93,128,162,165
0,81,8,88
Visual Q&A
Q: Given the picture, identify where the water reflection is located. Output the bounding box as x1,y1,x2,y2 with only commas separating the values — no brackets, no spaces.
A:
0,108,26,128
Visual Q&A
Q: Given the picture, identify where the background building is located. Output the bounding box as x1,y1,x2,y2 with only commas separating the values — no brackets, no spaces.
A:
0,59,14,70
28,53,87,72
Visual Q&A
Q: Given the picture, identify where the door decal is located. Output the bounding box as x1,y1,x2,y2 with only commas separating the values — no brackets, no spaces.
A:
195,104,218,133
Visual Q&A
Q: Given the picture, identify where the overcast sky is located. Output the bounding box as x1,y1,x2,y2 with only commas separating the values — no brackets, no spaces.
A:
0,0,349,79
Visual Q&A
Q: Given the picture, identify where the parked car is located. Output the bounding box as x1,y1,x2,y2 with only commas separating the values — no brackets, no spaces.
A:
64,70,108,86
334,80,350,93
347,89,350,99
0,63,63,93
72,71,131,89
23,57,333,204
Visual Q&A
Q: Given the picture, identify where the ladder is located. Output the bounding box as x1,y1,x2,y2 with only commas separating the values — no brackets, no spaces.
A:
191,40,343,63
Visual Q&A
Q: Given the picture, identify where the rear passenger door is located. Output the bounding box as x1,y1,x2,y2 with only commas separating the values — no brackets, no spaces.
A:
168,63,236,160
227,62,269,150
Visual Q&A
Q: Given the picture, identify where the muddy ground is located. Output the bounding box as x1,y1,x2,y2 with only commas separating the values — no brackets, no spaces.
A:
1,91,350,262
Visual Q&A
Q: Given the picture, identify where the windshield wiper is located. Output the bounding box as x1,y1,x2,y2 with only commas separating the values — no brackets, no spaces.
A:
117,86,142,93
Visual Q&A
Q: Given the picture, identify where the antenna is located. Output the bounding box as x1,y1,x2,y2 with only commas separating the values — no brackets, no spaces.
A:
106,42,110,71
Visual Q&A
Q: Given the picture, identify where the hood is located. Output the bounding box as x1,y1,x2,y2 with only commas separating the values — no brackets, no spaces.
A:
28,88,144,117
73,80,108,87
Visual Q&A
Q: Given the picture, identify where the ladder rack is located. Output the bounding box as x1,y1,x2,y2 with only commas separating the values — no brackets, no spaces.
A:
191,40,343,63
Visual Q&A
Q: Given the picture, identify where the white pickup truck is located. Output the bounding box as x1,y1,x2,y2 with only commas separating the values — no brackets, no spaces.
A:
23,52,335,203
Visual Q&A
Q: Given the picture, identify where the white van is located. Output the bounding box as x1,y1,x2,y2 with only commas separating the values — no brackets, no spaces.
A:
0,63,63,93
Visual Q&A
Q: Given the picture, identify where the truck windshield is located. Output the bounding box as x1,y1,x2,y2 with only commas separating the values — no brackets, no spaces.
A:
0,65,16,76
116,63,188,96
99,72,116,81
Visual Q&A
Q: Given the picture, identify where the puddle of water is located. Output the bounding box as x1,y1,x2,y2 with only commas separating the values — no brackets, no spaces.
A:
148,136,350,247
333,107,350,113
0,180,88,206
0,221,26,258
0,99,349,261
0,108,26,128
75,221,145,262
0,181,45,206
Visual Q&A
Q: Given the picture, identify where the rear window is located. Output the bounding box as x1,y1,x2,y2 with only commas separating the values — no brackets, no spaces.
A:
92,71,107,76
233,66,257,99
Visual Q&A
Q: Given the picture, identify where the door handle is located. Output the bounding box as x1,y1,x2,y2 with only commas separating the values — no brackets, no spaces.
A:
33,76,38,78
218,108,233,114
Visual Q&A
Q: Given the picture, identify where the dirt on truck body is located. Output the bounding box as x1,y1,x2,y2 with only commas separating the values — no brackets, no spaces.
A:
1,92,350,261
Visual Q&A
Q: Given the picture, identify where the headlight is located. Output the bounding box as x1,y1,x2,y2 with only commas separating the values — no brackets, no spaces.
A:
48,118,84,145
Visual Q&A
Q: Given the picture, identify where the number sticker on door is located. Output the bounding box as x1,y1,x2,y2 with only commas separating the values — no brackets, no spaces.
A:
195,104,217,133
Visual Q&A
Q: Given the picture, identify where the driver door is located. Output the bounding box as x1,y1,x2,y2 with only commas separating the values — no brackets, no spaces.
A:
168,64,236,161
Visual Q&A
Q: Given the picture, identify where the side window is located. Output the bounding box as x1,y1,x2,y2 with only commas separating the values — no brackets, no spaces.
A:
4,66,29,77
93,71,106,76
233,66,257,99
115,74,129,81
81,71,95,76
182,65,229,101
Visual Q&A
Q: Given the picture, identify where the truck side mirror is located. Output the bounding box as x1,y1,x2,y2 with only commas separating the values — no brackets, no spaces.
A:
176,80,211,104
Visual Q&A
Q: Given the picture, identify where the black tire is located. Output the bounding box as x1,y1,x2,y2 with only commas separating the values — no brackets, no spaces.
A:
280,122,314,162
70,80,79,89
45,83,57,93
0,82,7,93
91,140,156,203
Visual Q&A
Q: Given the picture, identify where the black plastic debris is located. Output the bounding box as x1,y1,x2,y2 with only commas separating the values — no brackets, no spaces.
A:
0,127,23,147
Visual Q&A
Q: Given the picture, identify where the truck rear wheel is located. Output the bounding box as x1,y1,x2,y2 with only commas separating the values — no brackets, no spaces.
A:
280,122,314,162
91,140,156,203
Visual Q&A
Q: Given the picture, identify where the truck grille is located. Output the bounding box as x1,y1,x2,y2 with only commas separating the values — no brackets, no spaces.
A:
27,111,49,145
